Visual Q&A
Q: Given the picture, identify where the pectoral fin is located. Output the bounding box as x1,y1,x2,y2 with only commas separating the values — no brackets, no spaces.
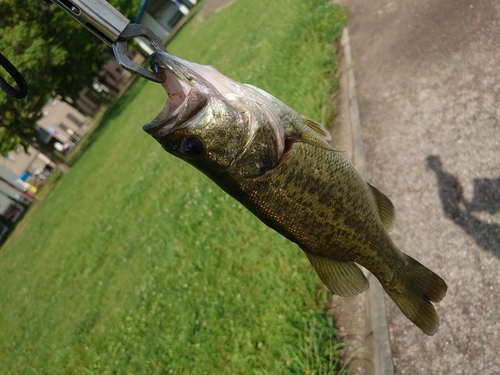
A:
367,183,396,231
284,115,335,151
305,252,369,297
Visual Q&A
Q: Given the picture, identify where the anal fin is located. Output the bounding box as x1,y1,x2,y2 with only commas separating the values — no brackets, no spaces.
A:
305,253,369,297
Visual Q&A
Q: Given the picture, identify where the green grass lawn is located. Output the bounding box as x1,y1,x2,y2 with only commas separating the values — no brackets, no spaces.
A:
0,0,348,373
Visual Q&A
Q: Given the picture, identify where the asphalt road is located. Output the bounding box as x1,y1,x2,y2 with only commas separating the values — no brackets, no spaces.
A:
337,0,500,373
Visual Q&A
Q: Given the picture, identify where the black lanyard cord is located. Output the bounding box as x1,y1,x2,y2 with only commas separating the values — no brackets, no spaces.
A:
0,52,28,99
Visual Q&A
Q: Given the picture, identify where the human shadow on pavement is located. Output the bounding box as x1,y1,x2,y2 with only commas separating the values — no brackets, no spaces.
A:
426,155,500,257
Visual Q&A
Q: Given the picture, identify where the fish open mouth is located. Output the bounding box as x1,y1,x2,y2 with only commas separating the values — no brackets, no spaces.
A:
143,53,207,136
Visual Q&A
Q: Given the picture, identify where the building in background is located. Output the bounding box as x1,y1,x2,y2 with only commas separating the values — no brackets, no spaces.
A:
36,98,90,154
135,0,197,53
0,191,24,244
0,146,56,197
76,57,134,116
0,159,46,242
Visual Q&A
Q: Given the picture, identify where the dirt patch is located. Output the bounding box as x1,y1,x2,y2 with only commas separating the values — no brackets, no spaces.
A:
198,0,236,20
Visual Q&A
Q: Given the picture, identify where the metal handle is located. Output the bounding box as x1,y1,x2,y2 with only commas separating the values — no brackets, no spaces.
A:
51,0,130,46
50,0,166,82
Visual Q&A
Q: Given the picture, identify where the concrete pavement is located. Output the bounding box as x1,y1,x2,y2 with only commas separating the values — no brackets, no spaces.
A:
336,0,500,373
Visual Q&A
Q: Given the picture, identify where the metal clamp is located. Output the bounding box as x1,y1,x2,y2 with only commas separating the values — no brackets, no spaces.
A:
113,24,167,83
50,0,166,82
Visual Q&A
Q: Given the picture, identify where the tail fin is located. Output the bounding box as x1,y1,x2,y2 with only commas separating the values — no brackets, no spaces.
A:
382,255,448,335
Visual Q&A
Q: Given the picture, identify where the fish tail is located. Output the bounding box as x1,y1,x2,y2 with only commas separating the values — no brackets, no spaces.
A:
382,254,448,335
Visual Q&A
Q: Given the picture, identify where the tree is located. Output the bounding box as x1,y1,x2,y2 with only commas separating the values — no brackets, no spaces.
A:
0,0,141,155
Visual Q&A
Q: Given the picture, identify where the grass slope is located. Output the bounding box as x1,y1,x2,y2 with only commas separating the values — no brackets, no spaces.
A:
0,1,348,373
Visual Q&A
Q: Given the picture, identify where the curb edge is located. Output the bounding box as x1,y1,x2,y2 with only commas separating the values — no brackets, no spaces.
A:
340,27,395,375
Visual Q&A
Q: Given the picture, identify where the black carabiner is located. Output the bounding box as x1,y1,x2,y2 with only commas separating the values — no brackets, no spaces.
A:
0,52,28,99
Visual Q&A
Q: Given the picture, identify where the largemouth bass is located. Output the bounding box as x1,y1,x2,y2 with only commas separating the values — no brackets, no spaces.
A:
144,51,447,335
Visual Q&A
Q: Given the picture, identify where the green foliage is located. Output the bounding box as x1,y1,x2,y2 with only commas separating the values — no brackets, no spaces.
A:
0,0,349,373
111,0,144,21
0,0,141,154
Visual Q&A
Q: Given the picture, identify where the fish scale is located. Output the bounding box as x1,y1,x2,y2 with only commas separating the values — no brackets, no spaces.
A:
237,141,391,265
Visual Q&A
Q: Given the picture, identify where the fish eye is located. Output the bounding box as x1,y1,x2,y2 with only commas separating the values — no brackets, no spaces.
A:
181,137,205,157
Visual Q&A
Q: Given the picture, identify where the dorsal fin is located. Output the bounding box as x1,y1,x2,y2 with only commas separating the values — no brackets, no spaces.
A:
305,252,369,297
300,115,332,140
367,183,396,231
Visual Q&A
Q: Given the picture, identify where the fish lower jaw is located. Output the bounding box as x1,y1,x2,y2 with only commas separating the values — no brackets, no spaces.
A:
143,89,207,136
143,100,176,133
143,63,201,134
